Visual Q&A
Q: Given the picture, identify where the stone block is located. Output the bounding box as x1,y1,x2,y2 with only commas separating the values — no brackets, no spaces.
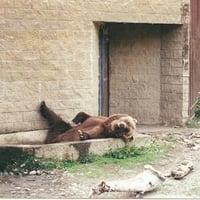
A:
0,132,151,161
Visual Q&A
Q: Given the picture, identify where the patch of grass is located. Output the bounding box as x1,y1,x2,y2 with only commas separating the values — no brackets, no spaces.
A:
38,159,79,170
0,141,172,176
68,141,172,176
0,148,43,174
67,142,172,178
194,97,200,119
186,118,199,128
186,97,200,128
104,142,171,166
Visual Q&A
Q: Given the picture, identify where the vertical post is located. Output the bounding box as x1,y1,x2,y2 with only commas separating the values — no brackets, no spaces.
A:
98,24,110,116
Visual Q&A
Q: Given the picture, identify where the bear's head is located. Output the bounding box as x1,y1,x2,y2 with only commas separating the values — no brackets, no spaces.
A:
103,114,137,141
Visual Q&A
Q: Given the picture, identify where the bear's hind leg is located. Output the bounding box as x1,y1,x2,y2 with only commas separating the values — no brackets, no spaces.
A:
72,112,91,124
39,101,72,134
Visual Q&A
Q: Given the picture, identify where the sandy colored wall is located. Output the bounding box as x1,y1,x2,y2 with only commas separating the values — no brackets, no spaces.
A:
0,0,190,133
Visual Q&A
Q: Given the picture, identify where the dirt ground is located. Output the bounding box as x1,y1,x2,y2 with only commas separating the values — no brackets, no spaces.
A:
1,126,200,199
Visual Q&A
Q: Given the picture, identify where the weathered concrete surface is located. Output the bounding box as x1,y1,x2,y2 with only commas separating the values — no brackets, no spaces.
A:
0,133,151,161
0,130,47,145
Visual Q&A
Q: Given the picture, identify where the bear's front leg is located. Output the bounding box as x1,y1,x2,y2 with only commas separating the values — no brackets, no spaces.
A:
122,134,135,143
78,130,91,141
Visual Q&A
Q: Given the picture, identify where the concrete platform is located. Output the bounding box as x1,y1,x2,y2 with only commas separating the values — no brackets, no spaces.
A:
2,124,186,161
0,133,151,161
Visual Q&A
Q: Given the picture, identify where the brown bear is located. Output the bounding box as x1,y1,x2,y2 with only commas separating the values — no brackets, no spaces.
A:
39,101,137,144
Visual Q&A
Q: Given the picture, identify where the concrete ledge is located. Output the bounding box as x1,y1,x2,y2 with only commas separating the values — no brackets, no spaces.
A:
0,134,151,161
0,130,47,145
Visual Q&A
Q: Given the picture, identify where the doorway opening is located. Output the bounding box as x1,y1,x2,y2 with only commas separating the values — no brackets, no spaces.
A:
98,23,184,125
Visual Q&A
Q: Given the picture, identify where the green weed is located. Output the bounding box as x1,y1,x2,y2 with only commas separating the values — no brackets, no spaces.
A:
0,148,42,174
0,141,171,176
103,142,170,166
186,97,200,128
67,142,172,177
194,97,200,119
186,118,199,128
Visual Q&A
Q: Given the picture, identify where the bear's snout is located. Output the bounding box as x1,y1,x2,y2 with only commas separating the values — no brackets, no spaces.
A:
117,122,126,129
118,122,125,129
115,122,130,133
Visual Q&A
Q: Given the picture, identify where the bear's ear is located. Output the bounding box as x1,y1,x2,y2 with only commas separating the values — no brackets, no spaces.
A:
133,118,137,124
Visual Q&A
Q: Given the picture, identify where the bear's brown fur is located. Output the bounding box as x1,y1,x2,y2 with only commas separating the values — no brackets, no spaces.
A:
39,101,137,144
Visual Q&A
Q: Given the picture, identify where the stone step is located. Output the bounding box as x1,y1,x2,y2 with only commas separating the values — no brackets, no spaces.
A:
0,133,151,161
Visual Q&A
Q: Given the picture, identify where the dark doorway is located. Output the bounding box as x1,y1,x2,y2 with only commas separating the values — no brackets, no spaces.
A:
98,24,110,116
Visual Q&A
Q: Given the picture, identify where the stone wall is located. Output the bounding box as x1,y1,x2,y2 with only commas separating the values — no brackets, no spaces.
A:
160,25,185,125
0,0,190,133
160,3,190,125
109,24,161,124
